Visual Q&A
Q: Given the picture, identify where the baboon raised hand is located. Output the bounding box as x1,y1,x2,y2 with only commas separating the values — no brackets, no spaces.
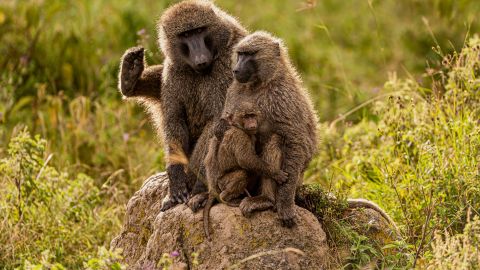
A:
202,101,287,240
118,46,163,99
117,0,248,209
223,31,319,227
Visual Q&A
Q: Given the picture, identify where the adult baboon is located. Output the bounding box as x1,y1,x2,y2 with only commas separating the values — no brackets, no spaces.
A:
118,0,248,209
223,31,319,227
203,101,287,240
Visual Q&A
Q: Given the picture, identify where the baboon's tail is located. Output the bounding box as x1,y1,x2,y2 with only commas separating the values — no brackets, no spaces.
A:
347,198,400,237
203,195,216,241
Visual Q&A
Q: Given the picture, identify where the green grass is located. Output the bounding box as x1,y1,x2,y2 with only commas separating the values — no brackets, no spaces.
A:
1,0,480,268
310,36,480,268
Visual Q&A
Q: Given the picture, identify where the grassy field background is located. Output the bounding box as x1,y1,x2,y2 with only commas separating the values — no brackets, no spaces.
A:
1,0,480,268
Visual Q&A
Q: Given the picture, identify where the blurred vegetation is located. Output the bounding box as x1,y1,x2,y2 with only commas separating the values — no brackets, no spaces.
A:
1,0,479,269
311,36,480,269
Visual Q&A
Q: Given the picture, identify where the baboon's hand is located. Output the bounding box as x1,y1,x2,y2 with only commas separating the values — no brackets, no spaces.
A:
213,118,229,141
160,197,176,212
119,46,145,97
161,164,190,211
272,170,288,184
161,183,189,211
278,206,297,228
170,179,189,203
239,197,256,218
220,190,242,203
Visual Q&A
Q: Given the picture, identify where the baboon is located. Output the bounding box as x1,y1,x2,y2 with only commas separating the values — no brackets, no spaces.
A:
203,101,287,240
347,198,400,235
118,0,248,209
295,186,400,236
223,31,319,227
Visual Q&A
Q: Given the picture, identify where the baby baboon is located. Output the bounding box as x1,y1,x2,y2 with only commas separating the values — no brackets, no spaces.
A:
118,0,248,209
223,31,319,227
203,102,287,240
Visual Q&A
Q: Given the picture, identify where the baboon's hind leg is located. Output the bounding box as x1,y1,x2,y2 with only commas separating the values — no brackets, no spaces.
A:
240,135,281,217
219,170,249,203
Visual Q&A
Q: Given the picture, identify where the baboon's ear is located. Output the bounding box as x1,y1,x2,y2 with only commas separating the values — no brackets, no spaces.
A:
228,114,234,124
273,42,281,57
224,113,234,125
225,28,235,47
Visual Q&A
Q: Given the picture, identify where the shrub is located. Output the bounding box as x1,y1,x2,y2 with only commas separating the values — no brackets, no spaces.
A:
0,129,123,268
424,214,480,269
310,35,480,267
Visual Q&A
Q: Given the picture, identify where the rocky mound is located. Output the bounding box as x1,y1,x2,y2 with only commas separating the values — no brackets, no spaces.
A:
111,173,397,269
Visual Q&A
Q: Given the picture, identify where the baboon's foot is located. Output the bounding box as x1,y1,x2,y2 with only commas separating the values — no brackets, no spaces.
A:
187,192,209,212
239,196,274,218
278,206,297,228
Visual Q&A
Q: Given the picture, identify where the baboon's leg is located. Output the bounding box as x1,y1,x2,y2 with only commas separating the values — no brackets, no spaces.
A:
185,126,213,212
260,134,282,202
188,122,214,186
219,170,248,203
240,135,281,217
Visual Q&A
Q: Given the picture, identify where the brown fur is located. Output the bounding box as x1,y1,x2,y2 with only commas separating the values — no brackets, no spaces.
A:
203,102,287,240
117,0,248,207
224,31,319,227
240,134,283,217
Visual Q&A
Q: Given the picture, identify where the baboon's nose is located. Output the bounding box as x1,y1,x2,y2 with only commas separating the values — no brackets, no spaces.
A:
195,55,210,69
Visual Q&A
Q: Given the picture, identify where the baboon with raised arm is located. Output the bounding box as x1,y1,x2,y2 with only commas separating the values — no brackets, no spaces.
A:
203,101,287,240
223,31,319,227
117,0,248,209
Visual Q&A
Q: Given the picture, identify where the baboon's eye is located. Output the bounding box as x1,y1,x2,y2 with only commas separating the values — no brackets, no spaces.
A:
205,36,213,50
239,51,257,56
244,113,256,118
180,43,189,56
180,27,205,38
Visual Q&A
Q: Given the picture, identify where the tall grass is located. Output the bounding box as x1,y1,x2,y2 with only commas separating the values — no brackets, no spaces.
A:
311,36,480,268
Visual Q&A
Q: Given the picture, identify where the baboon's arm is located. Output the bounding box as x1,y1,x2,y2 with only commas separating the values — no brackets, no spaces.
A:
118,46,162,100
129,65,163,99
275,137,308,227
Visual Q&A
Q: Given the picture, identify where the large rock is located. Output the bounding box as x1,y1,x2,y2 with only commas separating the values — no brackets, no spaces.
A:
111,173,331,269
111,173,169,267
111,173,399,269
